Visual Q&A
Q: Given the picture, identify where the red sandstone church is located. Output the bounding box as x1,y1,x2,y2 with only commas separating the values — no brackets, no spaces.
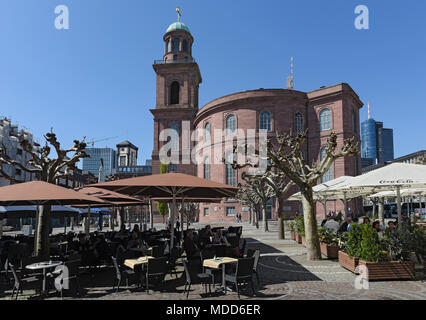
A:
150,19,363,223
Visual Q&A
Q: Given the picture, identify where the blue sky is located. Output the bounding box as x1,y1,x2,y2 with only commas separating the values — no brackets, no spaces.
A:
0,0,425,165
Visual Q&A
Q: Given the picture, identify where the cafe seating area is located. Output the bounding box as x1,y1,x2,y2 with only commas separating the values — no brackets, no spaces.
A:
0,223,259,299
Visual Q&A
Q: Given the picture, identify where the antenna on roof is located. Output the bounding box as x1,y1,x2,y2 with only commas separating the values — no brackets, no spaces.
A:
286,56,294,90
368,101,371,119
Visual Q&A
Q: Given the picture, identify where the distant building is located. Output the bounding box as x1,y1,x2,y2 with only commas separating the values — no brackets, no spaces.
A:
362,150,426,174
116,159,152,179
117,140,138,167
0,118,39,186
361,103,394,167
56,168,98,189
82,148,117,178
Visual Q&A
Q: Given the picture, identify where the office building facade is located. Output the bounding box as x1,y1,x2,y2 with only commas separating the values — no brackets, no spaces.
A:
82,148,117,179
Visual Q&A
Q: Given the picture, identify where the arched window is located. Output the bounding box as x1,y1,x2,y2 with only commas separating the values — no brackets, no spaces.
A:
225,114,236,135
295,113,304,133
182,40,188,52
172,38,180,52
225,151,236,186
204,156,210,179
320,147,333,183
170,123,179,152
166,39,171,53
204,122,211,142
259,111,272,131
320,109,331,131
170,81,180,105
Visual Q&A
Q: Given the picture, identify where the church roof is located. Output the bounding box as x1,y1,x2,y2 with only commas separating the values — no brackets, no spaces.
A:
166,22,190,34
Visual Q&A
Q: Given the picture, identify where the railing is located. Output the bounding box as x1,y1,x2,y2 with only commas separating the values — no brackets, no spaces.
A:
153,58,196,65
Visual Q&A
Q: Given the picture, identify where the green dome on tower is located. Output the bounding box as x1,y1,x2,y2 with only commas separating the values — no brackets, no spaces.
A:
166,22,191,34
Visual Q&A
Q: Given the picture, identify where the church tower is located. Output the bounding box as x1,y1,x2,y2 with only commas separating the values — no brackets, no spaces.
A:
151,11,202,175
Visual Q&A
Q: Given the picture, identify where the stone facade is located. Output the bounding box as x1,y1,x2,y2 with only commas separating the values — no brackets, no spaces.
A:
150,21,363,222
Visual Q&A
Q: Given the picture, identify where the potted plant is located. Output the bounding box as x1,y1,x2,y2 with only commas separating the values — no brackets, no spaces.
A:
364,222,419,281
289,221,296,241
318,227,339,259
294,215,304,245
338,225,361,273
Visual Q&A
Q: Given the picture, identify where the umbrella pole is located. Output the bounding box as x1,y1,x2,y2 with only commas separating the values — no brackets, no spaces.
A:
149,199,153,230
0,218,3,239
86,205,91,234
181,197,185,246
343,192,348,220
64,217,67,234
170,191,176,250
378,197,385,226
396,186,402,224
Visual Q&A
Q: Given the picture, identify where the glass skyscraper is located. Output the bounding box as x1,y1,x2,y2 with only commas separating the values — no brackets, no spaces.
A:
82,148,117,178
361,118,394,166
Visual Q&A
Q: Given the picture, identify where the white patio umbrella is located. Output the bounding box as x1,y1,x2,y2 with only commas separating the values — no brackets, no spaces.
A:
338,163,426,223
288,176,364,218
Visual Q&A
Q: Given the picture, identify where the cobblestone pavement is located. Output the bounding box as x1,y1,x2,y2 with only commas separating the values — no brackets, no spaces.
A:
1,221,425,300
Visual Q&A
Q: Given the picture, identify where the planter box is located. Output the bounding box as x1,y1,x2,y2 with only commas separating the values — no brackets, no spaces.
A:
290,231,296,241
338,250,359,273
320,242,339,259
359,260,415,281
301,236,306,246
295,233,302,244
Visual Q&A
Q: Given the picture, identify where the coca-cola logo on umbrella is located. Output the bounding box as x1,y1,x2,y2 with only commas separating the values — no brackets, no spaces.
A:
379,179,414,184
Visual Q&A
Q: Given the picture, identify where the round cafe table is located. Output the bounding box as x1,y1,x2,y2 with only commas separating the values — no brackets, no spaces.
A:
26,261,63,295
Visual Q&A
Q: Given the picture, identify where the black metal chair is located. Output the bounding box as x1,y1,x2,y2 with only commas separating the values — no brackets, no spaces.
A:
151,244,165,258
111,256,137,292
8,263,42,300
224,257,255,299
182,258,212,299
246,249,255,258
142,257,168,294
167,247,181,278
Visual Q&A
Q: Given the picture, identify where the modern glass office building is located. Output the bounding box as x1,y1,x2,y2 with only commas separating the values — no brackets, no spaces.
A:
82,148,117,178
361,118,394,165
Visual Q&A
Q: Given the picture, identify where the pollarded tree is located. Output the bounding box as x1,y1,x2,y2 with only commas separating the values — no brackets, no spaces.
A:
235,181,261,228
241,173,274,232
267,130,359,260
0,129,88,258
263,170,294,240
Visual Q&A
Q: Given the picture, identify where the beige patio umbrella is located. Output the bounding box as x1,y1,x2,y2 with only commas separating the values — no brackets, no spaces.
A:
91,173,238,249
0,181,107,252
74,187,146,233
336,163,426,223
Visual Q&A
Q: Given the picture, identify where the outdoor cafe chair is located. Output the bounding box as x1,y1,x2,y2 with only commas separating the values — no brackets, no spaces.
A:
167,247,181,278
142,256,168,294
111,256,137,293
182,259,212,299
224,257,255,299
8,263,42,300
151,244,165,258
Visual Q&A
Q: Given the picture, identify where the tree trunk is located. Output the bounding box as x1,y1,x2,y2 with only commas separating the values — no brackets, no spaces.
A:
378,198,385,226
35,205,51,259
301,188,321,261
277,197,285,240
262,204,268,232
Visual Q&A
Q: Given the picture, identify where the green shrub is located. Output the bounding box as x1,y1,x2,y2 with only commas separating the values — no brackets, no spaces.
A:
294,215,305,236
358,224,381,262
345,224,362,258
318,227,338,245
289,221,295,232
